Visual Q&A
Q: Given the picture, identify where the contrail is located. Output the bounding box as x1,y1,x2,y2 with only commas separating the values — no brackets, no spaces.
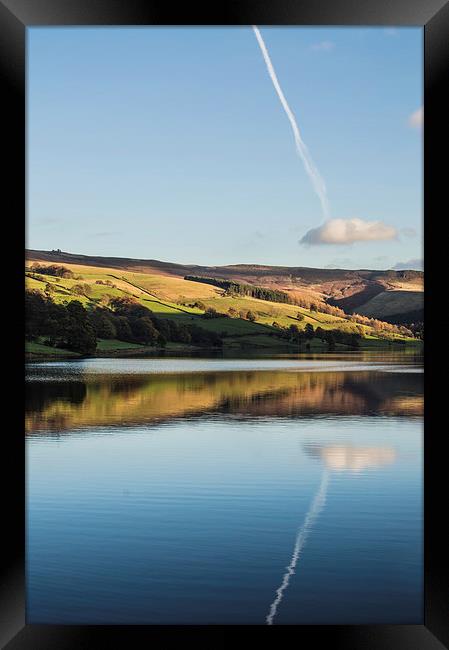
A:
266,471,329,625
252,26,330,220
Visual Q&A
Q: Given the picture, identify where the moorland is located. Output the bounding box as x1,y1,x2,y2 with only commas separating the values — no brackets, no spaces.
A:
25,249,423,358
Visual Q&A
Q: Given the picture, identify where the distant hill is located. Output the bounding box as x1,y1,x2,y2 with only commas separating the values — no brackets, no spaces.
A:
26,249,423,324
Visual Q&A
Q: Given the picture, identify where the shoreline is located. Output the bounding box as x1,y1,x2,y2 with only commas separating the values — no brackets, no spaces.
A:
25,341,423,363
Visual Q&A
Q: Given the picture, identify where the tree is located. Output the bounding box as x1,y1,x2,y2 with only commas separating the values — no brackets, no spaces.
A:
315,327,325,339
65,323,97,355
115,316,133,342
176,325,192,344
228,307,237,318
42,318,59,346
25,290,49,340
97,293,112,307
349,333,361,349
326,332,336,351
29,263,74,279
304,323,315,340
65,300,97,354
203,307,219,319
310,303,318,312
72,284,86,296
132,317,159,345
109,296,149,319
296,313,305,321
246,310,256,322
96,314,117,339
289,324,300,338
187,324,223,348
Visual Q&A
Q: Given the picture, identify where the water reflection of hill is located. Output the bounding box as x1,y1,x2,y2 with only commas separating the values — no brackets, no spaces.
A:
25,370,423,434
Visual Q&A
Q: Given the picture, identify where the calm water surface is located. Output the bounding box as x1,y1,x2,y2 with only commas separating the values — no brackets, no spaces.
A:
26,353,423,624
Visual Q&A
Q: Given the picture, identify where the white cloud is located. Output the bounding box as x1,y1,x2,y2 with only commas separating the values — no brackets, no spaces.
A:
408,106,423,129
300,218,397,246
310,41,335,52
392,258,423,271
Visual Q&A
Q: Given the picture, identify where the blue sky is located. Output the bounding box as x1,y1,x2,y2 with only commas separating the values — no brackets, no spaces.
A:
27,27,423,269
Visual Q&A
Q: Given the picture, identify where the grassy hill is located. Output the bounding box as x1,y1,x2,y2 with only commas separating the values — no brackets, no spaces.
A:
26,248,423,323
25,250,423,357
354,290,424,319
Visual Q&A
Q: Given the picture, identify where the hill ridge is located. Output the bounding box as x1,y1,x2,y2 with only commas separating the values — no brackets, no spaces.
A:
26,249,423,324
25,248,423,278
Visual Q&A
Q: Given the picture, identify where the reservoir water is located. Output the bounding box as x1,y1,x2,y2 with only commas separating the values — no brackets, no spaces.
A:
26,353,423,624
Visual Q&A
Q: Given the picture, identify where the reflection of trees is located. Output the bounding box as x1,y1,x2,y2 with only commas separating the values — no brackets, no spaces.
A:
25,370,423,434
25,381,86,413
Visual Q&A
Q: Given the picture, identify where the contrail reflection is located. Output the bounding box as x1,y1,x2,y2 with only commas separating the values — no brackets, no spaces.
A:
266,470,329,625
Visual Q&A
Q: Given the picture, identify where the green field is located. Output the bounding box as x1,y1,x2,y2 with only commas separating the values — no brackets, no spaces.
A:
96,339,146,351
26,338,199,359
25,261,423,355
25,340,80,357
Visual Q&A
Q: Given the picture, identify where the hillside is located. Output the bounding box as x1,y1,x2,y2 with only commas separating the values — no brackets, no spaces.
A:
26,249,423,324
25,249,423,357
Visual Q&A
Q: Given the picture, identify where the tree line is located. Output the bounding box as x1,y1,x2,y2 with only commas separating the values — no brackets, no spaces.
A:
28,263,75,278
26,290,223,355
185,276,294,304
282,323,362,350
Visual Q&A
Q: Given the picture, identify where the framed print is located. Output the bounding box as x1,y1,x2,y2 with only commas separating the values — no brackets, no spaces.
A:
2,0,448,647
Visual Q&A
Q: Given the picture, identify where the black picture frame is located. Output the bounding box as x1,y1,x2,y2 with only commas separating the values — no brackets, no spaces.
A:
2,1,448,647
